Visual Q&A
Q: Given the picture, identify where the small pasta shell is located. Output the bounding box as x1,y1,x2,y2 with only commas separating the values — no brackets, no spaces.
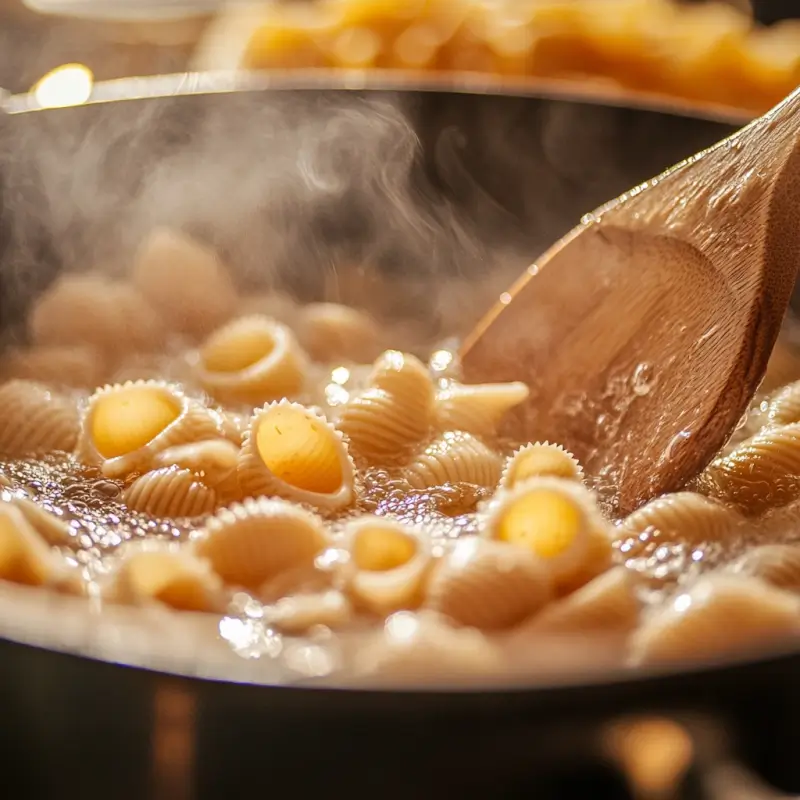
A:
296,302,384,364
0,344,106,389
405,430,502,490
435,381,530,438
131,228,238,339
342,516,431,615
10,496,72,546
263,590,352,634
155,439,240,488
76,380,221,479
194,497,329,590
499,442,584,490
631,574,800,667
107,545,224,612
0,501,59,586
483,477,613,595
123,467,219,519
616,491,743,546
238,400,355,511
528,567,640,633
697,423,800,515
765,381,800,426
369,351,434,411
728,544,800,593
425,537,551,630
0,380,80,457
197,315,307,405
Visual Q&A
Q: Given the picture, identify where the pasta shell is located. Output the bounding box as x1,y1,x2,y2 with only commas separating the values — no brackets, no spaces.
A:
131,228,238,339
0,501,59,586
29,274,166,358
263,590,352,634
483,477,613,595
76,380,221,479
499,442,584,490
194,497,329,589
435,381,530,438
197,315,307,405
0,344,105,389
405,430,502,489
211,408,247,446
9,496,72,546
0,380,80,457
697,423,800,515
342,516,431,615
616,491,743,546
765,381,800,427
155,439,240,488
631,574,800,666
528,567,640,633
123,467,219,519
370,351,434,409
107,545,224,612
238,401,355,511
425,537,551,630
296,302,384,364
728,544,800,593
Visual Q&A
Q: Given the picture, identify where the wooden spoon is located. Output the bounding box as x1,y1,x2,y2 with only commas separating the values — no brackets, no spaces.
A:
461,87,800,516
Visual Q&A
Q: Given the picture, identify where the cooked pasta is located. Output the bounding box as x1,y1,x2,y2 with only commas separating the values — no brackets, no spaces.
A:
9,496,72,546
263,590,353,634
0,344,105,389
210,409,248,446
484,477,613,595
194,497,329,590
499,442,584,490
238,400,355,511
404,430,502,490
296,302,384,364
342,516,430,615
631,574,800,666
765,380,800,427
123,467,219,519
76,380,221,479
0,380,80,457
197,315,307,405
728,544,800,593
155,439,241,498
131,228,238,339
434,381,529,439
528,567,640,634
0,501,60,586
106,545,224,612
425,537,551,630
617,491,743,546
696,423,800,515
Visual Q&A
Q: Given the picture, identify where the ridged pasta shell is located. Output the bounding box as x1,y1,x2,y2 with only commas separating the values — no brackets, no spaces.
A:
210,408,247,446
263,590,352,634
131,228,238,339
155,439,240,488
765,381,800,427
425,537,551,630
528,567,640,633
197,315,307,405
370,351,434,407
194,497,329,589
697,423,800,515
0,501,59,586
342,516,431,615
238,400,355,511
106,545,224,612
631,574,800,666
9,496,72,546
435,381,530,438
296,302,384,364
0,344,106,389
405,430,502,489
0,380,80,457
76,380,221,479
29,274,166,357
499,442,584,490
616,491,743,546
483,477,613,595
728,544,800,593
123,467,219,519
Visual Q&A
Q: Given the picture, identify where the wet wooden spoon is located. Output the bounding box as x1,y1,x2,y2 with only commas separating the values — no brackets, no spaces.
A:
461,87,800,516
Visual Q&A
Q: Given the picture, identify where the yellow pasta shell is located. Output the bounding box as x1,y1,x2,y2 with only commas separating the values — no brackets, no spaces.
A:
9,496,72,546
617,491,743,546
435,381,529,438
296,302,384,364
369,351,434,411
123,467,219,519
697,423,800,515
728,544,800,593
766,380,800,427
0,501,59,586
631,574,800,667
131,228,238,339
0,380,80,457
499,441,584,490
76,380,221,479
405,430,502,489
194,496,329,590
197,315,307,405
425,537,551,630
342,515,431,615
264,590,353,634
238,400,355,511
0,344,106,390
